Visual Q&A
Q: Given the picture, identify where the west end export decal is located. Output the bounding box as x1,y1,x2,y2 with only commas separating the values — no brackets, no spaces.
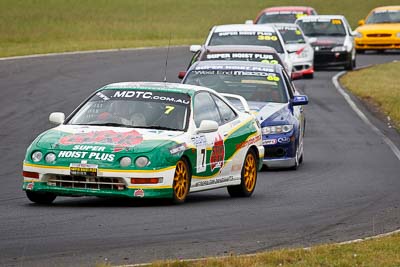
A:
95,90,190,105
59,130,143,153
210,134,225,171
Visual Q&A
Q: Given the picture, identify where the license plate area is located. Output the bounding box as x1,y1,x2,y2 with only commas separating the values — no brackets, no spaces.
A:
70,163,98,176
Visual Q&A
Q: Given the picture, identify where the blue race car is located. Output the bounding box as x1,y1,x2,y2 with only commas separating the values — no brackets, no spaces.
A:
182,61,308,169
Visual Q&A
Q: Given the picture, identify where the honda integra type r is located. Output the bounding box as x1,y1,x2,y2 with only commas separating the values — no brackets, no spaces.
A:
22,82,264,204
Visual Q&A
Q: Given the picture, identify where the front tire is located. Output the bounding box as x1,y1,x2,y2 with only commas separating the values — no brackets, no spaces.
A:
345,56,354,70
172,158,191,204
26,191,56,204
228,150,257,197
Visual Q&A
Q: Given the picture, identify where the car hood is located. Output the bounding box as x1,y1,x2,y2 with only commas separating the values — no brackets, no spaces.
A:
356,23,400,33
248,102,290,123
35,125,185,153
311,36,345,46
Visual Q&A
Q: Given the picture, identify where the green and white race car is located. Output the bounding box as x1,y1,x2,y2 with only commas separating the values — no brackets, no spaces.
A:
22,82,264,204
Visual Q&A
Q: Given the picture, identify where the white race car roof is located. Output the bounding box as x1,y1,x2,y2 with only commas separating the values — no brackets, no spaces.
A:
212,24,277,33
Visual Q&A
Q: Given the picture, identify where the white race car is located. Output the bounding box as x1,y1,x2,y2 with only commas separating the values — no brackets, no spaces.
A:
190,24,295,79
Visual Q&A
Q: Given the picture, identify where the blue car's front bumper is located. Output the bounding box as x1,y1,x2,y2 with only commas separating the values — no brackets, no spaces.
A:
262,132,296,168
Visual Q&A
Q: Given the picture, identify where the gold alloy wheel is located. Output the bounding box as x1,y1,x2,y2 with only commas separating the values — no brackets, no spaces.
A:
173,160,189,202
243,152,256,192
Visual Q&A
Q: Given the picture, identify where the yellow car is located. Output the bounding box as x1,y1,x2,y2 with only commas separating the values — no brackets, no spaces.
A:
355,5,400,53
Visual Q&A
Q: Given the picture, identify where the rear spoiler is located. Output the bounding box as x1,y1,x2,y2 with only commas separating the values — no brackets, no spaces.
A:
220,93,251,114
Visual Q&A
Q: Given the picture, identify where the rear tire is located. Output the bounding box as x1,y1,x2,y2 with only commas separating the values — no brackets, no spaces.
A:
228,150,257,197
26,191,56,204
172,158,191,204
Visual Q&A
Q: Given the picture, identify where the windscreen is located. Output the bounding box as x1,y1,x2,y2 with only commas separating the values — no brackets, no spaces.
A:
209,31,284,53
184,68,287,103
67,90,191,131
257,12,307,24
203,51,282,65
366,10,400,24
277,26,306,44
297,19,346,36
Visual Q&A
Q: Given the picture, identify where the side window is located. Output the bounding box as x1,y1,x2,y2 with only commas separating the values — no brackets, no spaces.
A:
211,94,237,124
282,70,295,99
193,92,222,127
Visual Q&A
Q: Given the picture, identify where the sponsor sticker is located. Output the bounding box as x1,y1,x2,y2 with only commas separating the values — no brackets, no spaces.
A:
263,139,277,145
26,182,34,190
210,134,225,171
134,189,145,198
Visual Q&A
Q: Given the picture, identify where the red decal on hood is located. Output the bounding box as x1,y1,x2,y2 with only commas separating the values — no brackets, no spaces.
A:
210,134,225,171
59,130,143,149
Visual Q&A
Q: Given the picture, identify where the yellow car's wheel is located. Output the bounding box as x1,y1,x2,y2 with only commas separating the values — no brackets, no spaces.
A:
228,150,257,197
172,158,191,204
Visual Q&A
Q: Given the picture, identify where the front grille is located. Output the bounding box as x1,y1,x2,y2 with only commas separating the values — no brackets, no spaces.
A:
264,147,287,159
314,53,347,64
47,175,126,191
367,33,392,38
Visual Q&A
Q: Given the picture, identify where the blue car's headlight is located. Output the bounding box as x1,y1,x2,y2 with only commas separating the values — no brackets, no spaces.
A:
262,124,293,135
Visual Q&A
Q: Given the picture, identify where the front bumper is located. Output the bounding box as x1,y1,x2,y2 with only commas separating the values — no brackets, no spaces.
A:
355,37,400,50
22,163,175,199
262,134,296,168
314,51,351,67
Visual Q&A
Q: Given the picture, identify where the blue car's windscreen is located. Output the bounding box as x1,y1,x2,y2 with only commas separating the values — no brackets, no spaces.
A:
67,90,191,131
185,68,288,103
209,31,284,53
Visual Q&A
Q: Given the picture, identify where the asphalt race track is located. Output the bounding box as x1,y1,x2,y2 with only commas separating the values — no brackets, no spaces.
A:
0,47,399,266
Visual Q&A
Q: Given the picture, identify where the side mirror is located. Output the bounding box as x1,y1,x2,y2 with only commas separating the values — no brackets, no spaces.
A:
245,20,254,25
358,19,365,26
196,120,219,133
178,71,186,79
49,112,65,125
292,95,308,106
190,45,202,53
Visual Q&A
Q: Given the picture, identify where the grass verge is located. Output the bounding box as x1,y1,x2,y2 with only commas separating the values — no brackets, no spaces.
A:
137,232,400,266
1,0,400,57
340,61,400,130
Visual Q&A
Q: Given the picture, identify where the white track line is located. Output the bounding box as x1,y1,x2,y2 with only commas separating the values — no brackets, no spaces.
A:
0,45,186,61
332,70,400,161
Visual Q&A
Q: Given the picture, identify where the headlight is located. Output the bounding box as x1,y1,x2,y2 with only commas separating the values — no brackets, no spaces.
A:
262,124,294,134
397,32,400,38
331,46,347,52
120,156,132,167
135,156,149,167
31,151,43,162
45,153,56,163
